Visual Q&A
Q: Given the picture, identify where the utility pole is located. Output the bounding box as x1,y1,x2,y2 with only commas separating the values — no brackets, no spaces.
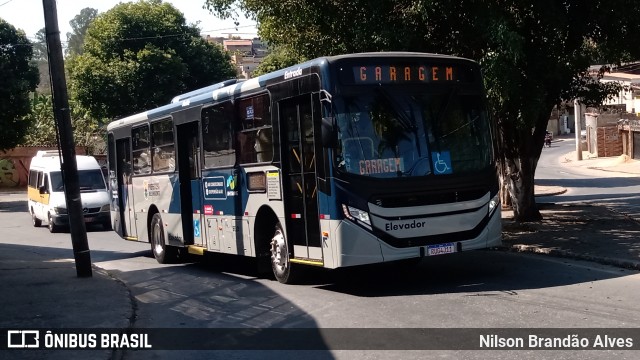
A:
574,98,583,161
42,0,92,277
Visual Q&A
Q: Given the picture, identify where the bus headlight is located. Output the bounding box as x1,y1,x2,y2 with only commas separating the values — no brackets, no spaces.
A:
488,193,500,216
342,204,371,226
54,207,67,215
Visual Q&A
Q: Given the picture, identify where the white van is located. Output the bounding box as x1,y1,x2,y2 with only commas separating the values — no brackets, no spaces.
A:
27,151,111,232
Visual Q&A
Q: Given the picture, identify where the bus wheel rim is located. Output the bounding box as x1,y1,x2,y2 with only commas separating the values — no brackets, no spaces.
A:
153,222,164,257
270,229,287,273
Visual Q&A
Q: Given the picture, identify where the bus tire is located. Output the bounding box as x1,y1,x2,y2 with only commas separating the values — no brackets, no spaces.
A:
48,212,60,233
31,209,41,227
150,213,178,264
270,222,297,284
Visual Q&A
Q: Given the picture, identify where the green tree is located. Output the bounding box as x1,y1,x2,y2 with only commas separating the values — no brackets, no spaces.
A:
22,94,105,154
252,45,303,76
0,19,39,151
69,0,236,120
31,28,51,95
32,28,48,61
66,7,98,56
205,0,640,221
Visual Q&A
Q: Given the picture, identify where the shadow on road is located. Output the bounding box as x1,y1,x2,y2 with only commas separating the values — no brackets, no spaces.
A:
0,199,27,212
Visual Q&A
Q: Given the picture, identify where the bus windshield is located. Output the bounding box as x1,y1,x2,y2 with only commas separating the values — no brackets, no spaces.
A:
50,170,107,192
334,86,492,178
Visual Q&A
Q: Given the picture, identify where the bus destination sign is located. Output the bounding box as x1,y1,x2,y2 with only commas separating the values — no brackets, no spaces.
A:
350,64,471,84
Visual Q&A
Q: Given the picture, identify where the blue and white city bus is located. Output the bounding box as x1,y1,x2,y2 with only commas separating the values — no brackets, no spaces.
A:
106,52,502,284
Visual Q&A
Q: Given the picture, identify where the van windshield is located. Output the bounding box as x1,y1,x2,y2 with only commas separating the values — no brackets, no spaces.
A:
50,170,106,192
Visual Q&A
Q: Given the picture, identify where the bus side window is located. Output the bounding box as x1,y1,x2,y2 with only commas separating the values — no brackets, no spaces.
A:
255,128,273,162
202,102,235,168
132,125,151,175
236,94,273,164
151,118,175,173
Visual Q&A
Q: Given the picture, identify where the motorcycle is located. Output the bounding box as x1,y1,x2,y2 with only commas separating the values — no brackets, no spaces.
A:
544,134,551,148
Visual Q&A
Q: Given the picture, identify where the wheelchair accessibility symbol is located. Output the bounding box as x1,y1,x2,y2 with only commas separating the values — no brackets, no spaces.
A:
194,219,201,238
431,151,452,174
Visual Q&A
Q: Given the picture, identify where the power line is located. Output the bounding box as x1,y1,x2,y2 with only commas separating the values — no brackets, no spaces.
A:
0,0,16,7
5,24,259,47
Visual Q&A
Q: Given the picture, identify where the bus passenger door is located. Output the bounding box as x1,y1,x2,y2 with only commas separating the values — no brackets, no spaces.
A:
115,138,137,238
176,121,203,247
279,94,322,262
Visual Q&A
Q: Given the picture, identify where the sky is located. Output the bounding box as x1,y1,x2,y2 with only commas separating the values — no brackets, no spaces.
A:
0,0,257,41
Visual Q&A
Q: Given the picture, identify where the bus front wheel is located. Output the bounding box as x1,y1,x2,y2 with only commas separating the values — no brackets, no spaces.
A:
270,222,297,284
150,213,178,264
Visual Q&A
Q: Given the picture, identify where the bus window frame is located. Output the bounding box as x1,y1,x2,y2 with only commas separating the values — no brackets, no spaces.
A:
150,117,176,175
235,91,274,166
201,100,236,170
131,124,152,176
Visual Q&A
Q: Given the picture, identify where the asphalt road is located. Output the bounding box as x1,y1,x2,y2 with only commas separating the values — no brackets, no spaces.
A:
535,136,640,219
1,190,640,359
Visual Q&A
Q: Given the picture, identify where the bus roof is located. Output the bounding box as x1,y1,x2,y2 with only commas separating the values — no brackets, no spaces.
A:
107,52,476,132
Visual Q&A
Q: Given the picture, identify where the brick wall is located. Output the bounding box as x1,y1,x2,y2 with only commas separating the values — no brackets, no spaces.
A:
0,147,87,188
596,126,623,157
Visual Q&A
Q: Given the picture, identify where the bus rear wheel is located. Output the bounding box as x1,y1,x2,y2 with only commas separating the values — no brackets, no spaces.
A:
150,213,178,264
270,222,297,284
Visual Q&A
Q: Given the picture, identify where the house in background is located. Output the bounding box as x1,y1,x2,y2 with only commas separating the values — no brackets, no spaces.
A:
599,65,640,116
204,35,269,79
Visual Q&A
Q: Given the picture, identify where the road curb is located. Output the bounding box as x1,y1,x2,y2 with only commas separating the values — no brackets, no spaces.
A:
507,244,640,271
534,188,567,197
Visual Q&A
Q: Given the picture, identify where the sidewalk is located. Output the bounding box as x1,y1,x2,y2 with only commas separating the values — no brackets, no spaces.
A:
505,146,640,270
0,195,132,359
502,204,640,270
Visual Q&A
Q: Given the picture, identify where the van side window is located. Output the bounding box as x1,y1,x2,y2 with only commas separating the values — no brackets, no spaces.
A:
43,174,49,193
132,125,151,175
28,170,38,188
36,171,43,189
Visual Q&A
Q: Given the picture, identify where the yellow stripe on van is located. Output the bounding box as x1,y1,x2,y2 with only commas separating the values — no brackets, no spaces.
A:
27,187,49,205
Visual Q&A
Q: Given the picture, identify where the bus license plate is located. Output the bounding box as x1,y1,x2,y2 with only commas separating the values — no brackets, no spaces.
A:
426,243,456,256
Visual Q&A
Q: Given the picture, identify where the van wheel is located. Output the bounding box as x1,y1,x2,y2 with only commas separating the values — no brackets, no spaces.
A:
31,210,41,227
48,213,60,233
150,213,178,264
270,222,297,284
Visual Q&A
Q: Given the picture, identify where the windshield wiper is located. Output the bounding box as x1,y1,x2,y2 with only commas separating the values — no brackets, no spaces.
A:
435,86,460,137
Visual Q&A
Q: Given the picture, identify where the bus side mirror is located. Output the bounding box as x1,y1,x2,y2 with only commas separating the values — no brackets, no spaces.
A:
321,117,337,148
38,185,47,194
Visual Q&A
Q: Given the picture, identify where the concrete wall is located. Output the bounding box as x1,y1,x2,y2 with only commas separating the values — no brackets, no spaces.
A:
619,119,640,159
